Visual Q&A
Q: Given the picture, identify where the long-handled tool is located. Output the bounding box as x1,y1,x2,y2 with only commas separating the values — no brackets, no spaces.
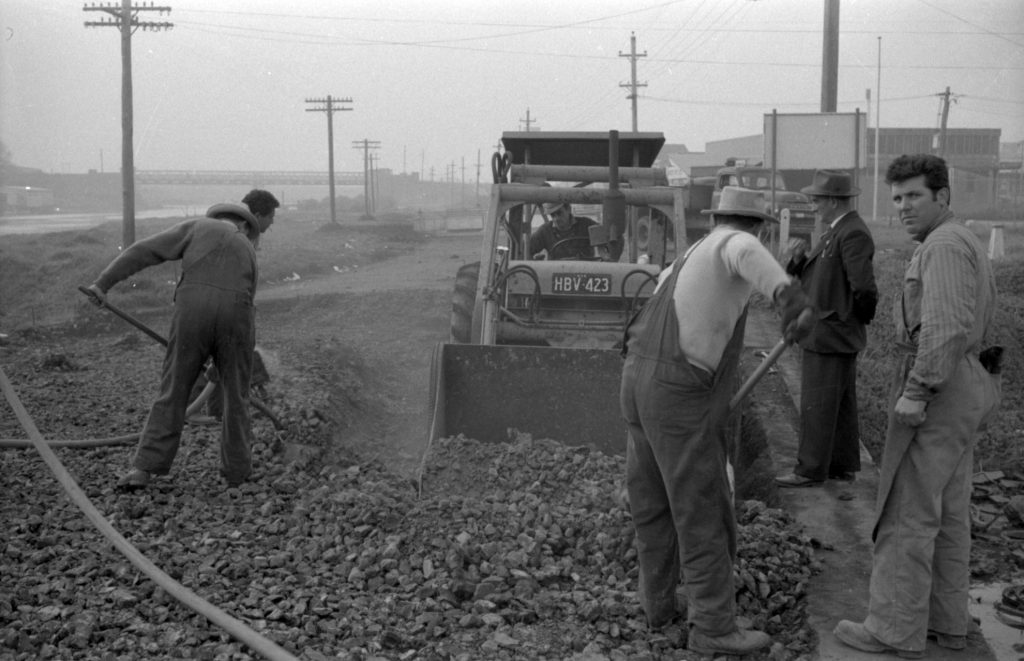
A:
78,286,285,430
729,337,788,413
729,305,814,413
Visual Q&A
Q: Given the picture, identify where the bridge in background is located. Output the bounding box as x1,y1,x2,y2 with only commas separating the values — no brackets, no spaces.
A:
136,170,369,186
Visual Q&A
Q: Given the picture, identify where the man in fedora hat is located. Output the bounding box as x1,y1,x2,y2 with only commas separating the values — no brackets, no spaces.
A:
775,169,878,488
620,186,814,656
85,189,280,491
528,201,598,260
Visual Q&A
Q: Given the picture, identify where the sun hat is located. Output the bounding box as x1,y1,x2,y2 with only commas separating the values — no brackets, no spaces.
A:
701,186,775,222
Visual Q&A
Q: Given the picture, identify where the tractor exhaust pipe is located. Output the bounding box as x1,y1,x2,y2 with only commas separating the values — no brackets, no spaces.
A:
603,130,626,261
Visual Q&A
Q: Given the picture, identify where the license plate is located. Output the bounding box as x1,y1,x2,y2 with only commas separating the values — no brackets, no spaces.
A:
552,273,612,295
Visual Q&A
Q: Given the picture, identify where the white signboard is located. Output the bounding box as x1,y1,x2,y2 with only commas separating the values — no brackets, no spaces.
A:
763,112,867,170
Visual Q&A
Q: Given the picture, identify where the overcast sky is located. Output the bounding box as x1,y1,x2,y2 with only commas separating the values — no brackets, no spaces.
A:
2,0,1022,178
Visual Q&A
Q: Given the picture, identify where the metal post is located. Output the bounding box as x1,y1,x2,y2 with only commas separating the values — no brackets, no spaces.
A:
873,36,881,223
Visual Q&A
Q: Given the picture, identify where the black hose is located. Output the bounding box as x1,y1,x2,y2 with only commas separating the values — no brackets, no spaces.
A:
0,363,300,661
0,433,138,449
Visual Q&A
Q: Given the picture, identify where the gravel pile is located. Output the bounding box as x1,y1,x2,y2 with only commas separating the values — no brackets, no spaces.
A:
1,327,819,661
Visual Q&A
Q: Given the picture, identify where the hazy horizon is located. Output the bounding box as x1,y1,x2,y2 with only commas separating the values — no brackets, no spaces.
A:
3,0,1022,177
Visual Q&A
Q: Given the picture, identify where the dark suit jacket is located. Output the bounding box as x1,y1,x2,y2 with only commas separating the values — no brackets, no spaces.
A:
786,211,878,354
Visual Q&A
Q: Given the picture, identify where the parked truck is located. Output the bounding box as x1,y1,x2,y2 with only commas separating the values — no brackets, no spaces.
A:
709,165,817,248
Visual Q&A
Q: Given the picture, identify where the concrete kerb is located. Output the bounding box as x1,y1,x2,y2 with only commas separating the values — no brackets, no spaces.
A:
743,308,997,661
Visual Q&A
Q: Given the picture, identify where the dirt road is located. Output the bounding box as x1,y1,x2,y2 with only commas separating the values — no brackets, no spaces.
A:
255,231,481,477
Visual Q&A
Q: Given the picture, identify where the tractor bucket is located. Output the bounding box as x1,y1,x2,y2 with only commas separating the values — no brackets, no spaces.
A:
427,342,628,456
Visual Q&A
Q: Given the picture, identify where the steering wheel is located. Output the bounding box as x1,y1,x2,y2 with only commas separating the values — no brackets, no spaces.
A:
549,237,596,261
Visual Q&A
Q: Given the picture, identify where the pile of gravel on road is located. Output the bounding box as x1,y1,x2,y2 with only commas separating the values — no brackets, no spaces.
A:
1,328,819,661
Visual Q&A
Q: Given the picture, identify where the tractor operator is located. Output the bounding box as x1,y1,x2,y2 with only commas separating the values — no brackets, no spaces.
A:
619,186,815,656
85,189,280,492
529,201,598,260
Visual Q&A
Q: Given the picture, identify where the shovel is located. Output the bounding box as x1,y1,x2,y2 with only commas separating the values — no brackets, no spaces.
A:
730,338,788,413
78,286,285,430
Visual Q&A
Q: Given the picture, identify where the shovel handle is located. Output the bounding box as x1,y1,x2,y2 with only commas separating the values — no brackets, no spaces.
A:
730,338,788,412
78,285,169,347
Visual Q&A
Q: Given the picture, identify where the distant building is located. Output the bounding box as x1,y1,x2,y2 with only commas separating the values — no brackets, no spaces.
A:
863,127,1003,219
1,185,56,215
657,127,1008,219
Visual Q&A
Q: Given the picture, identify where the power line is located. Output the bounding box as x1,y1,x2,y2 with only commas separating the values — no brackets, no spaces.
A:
177,7,1024,38
168,20,1024,71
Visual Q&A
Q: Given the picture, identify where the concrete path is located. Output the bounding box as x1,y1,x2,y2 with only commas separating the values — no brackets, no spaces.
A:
744,308,998,661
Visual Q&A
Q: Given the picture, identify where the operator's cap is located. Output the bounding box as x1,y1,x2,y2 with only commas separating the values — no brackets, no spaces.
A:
542,201,568,215
702,186,775,223
207,202,260,235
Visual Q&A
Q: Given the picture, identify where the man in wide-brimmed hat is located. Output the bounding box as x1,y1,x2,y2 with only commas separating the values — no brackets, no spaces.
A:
85,189,279,491
775,169,878,489
620,186,815,656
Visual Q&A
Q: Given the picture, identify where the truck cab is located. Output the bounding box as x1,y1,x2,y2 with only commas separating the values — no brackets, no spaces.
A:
710,165,816,247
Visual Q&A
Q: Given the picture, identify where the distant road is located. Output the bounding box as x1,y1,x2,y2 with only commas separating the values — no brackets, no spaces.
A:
0,208,187,237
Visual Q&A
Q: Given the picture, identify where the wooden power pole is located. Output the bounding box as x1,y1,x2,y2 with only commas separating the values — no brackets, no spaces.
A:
305,95,353,224
84,1,172,248
352,139,380,219
936,87,955,158
619,32,647,131
820,0,839,113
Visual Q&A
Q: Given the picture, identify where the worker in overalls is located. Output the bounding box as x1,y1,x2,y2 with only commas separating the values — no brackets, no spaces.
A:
86,190,279,490
620,186,814,656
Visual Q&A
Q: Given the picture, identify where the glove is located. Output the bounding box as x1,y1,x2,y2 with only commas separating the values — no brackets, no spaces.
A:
774,281,815,344
84,284,107,308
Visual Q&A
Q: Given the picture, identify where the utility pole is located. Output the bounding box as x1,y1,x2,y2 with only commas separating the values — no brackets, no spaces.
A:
820,0,839,112
352,139,380,218
475,149,481,206
460,156,466,209
935,86,956,158
448,161,456,209
84,1,172,248
520,109,536,132
873,36,881,224
368,153,377,216
619,32,647,131
305,95,353,224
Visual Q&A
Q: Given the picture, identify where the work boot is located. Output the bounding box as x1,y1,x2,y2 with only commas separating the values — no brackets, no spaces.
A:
775,472,823,488
833,620,923,659
927,629,966,650
687,627,771,656
115,469,152,492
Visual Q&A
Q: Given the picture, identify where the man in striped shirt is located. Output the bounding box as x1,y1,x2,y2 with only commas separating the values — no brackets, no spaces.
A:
835,154,1001,658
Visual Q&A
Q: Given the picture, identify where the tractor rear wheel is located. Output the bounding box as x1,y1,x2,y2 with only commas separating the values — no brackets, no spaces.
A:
450,261,481,343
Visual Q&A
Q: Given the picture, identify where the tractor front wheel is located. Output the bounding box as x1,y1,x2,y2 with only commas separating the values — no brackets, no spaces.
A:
450,261,481,343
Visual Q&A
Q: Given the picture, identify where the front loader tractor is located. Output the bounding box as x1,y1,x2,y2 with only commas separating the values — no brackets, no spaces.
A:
428,130,695,455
